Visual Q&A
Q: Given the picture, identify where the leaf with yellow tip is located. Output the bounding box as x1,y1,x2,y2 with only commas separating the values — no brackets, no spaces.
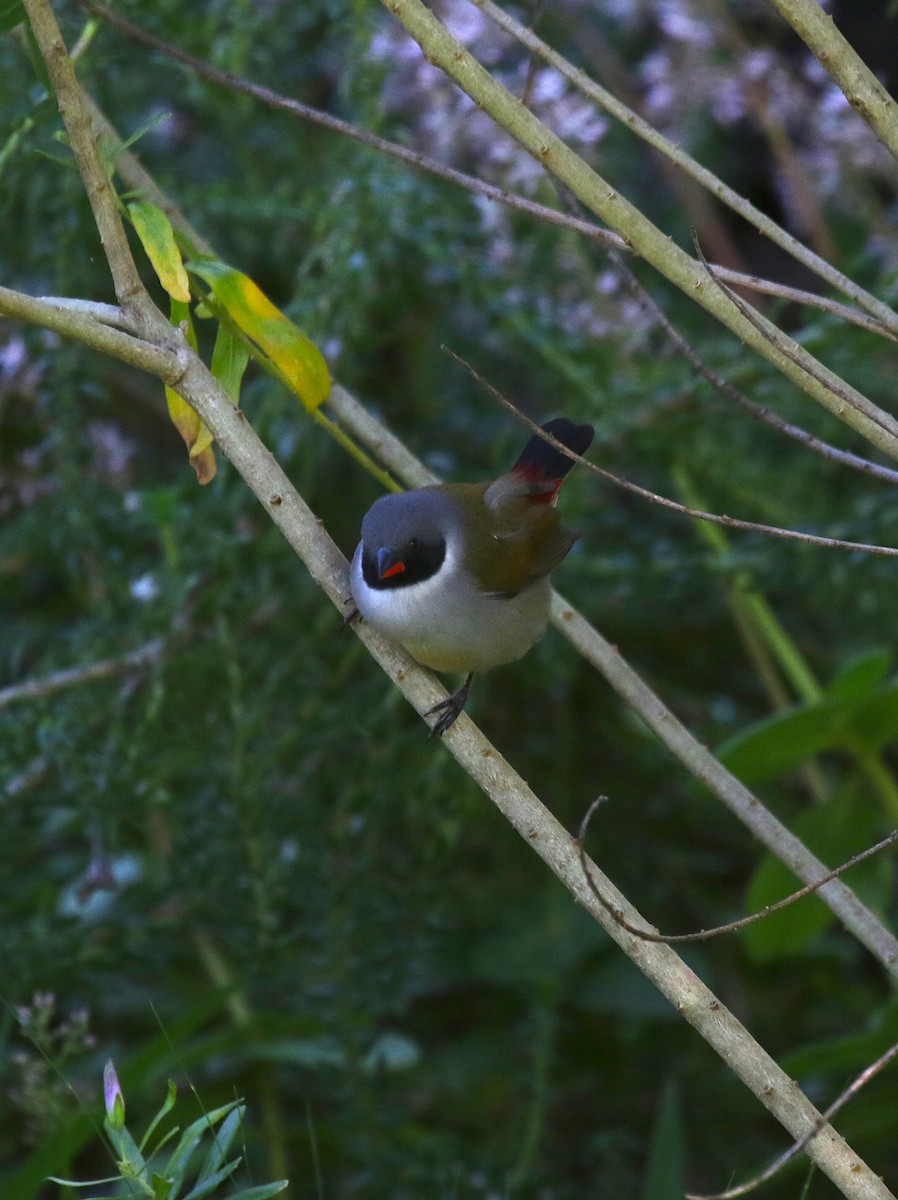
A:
129,202,191,303
188,259,330,411
165,299,216,484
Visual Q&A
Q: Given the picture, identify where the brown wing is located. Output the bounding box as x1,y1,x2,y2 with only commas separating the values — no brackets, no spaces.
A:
446,482,579,598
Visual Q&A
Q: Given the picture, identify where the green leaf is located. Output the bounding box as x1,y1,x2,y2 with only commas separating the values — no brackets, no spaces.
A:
187,258,330,411
210,325,249,402
129,202,192,302
641,1081,686,1200
226,1183,289,1200
140,1079,178,1154
163,1101,240,1199
46,1175,123,1189
153,1172,174,1200
850,680,898,753
180,1156,241,1200
716,698,851,784
825,649,892,701
196,1106,243,1183
0,0,24,34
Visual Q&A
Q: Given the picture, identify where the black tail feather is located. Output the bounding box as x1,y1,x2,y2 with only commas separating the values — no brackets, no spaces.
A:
512,418,594,482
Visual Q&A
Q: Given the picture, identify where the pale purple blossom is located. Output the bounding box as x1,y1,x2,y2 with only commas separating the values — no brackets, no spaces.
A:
103,1059,125,1128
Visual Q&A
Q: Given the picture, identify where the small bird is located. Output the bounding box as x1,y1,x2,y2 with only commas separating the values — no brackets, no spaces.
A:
350,418,594,735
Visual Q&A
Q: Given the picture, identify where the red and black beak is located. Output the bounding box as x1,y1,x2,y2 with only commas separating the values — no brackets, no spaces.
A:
376,547,406,580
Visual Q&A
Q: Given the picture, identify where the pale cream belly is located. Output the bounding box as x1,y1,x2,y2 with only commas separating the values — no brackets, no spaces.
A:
398,581,550,672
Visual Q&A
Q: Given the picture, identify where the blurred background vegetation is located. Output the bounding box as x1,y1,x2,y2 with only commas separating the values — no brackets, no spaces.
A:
2,1,898,1196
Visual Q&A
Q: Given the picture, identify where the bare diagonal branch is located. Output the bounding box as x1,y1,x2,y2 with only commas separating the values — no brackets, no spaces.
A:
471,0,898,339
22,0,151,324
380,0,898,463
768,0,898,165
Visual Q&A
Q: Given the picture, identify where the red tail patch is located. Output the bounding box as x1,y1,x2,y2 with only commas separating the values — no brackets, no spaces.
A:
510,418,594,503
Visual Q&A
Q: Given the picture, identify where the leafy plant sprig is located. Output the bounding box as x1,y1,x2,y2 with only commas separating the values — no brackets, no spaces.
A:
49,1061,288,1200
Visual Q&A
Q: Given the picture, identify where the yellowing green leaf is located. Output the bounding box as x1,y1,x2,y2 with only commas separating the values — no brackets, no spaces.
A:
188,259,330,411
165,297,216,484
165,387,216,484
129,201,191,302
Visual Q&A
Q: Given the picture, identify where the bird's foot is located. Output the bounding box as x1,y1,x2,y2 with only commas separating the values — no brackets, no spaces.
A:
341,603,360,632
425,673,473,737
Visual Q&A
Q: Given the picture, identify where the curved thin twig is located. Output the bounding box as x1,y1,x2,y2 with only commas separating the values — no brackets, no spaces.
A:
692,231,898,446
606,252,898,487
442,346,898,558
687,1038,898,1200
576,798,898,945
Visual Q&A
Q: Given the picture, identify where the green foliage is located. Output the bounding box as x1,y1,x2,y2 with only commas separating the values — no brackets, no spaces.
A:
641,1082,686,1200
49,1062,286,1200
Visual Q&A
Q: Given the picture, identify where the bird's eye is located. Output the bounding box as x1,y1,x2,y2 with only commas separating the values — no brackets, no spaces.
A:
408,538,419,552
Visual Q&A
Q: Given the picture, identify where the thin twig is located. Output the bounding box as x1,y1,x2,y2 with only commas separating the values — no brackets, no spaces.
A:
692,231,898,445
607,252,898,487
0,286,180,380
442,345,898,558
687,1039,898,1200
576,798,898,944
470,0,898,340
0,639,164,712
76,0,898,342
35,296,132,329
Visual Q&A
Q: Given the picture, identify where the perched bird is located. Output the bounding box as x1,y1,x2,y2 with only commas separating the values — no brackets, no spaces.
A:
350,418,594,735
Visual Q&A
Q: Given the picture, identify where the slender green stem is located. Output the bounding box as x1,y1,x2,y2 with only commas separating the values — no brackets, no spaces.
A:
736,593,821,705
673,464,815,704
848,751,898,825
676,465,898,817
